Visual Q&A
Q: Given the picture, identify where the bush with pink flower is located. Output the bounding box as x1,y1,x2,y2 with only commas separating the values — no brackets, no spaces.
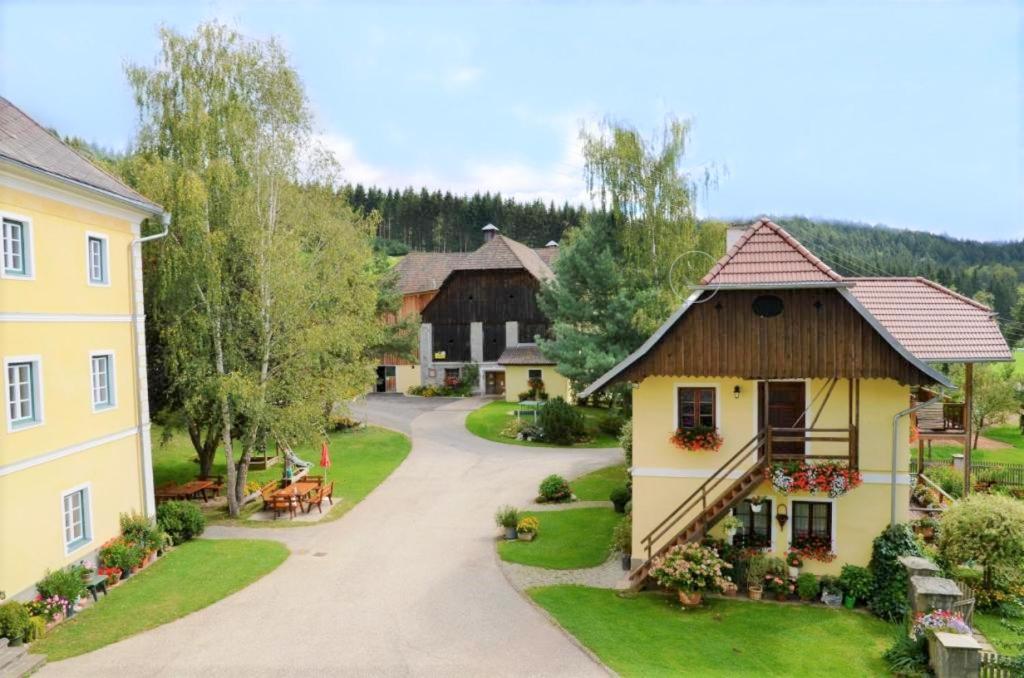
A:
911,610,971,638
649,542,732,593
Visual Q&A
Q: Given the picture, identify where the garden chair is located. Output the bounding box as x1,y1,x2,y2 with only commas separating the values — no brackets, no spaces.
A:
304,475,324,486
269,494,299,520
260,482,279,512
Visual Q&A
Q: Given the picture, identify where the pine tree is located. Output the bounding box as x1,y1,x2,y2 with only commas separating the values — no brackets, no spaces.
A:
537,213,655,394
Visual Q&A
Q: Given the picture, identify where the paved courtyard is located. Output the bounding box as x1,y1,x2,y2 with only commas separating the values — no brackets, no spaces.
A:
41,396,620,677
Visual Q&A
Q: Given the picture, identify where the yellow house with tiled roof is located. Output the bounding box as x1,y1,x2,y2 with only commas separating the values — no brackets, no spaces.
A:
0,97,166,598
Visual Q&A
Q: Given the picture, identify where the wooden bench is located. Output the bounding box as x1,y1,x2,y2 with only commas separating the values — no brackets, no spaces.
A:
85,573,109,602
303,481,335,514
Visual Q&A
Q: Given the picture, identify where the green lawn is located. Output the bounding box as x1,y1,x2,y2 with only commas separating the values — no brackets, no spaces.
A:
465,400,621,448
919,426,1024,465
497,508,620,569
530,587,894,677
975,611,1022,656
32,539,287,661
152,425,411,526
571,464,627,501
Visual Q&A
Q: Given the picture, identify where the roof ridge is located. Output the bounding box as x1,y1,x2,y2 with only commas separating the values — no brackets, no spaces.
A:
700,218,842,285
913,276,995,313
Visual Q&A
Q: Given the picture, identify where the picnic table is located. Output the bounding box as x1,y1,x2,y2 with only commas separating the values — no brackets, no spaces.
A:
267,480,327,519
154,479,217,503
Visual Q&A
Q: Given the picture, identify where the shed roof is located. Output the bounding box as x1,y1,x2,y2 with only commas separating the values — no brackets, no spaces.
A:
497,344,556,365
0,97,162,214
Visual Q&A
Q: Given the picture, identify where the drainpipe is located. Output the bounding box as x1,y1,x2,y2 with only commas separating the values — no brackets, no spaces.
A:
890,388,946,526
130,212,170,519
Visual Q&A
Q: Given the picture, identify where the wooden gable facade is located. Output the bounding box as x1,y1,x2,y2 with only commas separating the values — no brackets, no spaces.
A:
421,269,549,362
619,287,936,386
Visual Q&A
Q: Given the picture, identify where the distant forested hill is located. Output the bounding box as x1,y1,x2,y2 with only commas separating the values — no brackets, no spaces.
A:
340,184,587,253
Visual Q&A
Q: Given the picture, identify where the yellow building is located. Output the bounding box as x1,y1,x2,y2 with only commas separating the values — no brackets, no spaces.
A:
498,345,572,403
581,219,1012,583
0,98,166,598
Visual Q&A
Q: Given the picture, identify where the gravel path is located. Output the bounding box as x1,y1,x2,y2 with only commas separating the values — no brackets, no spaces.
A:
41,395,620,677
500,556,629,591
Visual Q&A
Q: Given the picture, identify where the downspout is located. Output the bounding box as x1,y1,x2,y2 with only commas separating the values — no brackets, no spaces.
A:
130,212,170,518
890,388,946,526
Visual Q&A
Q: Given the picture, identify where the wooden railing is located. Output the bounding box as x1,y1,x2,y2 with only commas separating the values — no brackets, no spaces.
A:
764,426,857,465
640,429,767,560
911,401,966,433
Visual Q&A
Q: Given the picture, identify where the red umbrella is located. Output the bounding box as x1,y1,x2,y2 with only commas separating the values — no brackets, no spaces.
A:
319,440,331,482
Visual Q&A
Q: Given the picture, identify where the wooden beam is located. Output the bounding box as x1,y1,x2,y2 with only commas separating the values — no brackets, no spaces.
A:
964,363,974,497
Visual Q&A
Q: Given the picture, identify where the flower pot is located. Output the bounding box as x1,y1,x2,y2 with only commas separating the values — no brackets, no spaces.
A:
843,594,856,609
725,528,737,540
677,590,702,607
121,567,131,580
517,532,535,541
750,503,763,513
8,637,23,647
723,584,738,597
504,526,518,540
621,554,632,571
788,566,800,578
65,602,76,618
748,586,763,601
775,591,788,602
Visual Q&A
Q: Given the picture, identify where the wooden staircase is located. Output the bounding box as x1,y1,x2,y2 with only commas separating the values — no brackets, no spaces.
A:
629,429,768,587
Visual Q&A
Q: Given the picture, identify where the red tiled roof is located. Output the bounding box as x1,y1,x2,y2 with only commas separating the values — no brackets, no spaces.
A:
848,277,1012,362
701,218,842,285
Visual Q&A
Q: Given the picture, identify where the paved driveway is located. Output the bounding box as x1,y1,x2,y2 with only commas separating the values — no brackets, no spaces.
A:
43,397,620,677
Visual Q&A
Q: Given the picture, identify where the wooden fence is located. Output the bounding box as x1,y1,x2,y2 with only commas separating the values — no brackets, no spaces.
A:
910,459,1024,487
980,650,1015,677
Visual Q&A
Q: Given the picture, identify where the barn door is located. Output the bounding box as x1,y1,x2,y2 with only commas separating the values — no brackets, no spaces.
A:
758,381,806,456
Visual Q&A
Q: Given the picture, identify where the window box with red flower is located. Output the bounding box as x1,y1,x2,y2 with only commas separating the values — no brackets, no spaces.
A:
789,534,836,563
669,426,724,451
766,460,862,498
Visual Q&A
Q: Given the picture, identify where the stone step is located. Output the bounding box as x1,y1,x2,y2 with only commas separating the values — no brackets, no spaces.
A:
0,645,27,672
0,650,45,678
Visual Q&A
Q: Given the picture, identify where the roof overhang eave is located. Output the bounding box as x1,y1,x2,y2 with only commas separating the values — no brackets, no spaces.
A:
0,155,165,217
696,281,853,291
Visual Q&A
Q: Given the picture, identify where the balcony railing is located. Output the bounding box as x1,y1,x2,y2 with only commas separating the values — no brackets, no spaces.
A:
762,426,858,467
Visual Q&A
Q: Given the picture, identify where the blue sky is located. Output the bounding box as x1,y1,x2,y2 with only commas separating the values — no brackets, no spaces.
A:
1,1,1020,241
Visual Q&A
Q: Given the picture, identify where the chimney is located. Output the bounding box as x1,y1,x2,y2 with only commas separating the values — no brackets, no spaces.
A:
545,240,558,247
482,223,499,243
726,225,746,251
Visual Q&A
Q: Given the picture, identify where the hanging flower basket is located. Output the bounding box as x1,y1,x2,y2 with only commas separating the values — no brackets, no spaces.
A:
765,460,862,498
670,426,724,452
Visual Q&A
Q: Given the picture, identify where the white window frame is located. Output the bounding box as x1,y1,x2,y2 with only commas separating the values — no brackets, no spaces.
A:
1,212,34,280
673,382,721,431
4,354,44,432
85,231,110,286
787,497,838,557
89,350,116,411
61,482,93,554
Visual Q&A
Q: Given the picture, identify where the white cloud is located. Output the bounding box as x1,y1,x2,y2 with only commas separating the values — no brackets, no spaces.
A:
444,66,483,88
318,119,594,207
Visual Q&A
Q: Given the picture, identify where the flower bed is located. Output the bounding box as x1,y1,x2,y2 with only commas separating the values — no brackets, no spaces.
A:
766,460,862,498
912,610,971,638
670,426,723,452
650,542,732,594
789,535,836,563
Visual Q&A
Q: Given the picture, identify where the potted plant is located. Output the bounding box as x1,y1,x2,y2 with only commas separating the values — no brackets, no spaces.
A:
495,505,520,540
722,581,739,597
516,516,539,541
649,542,731,607
745,553,768,600
720,515,742,541
838,564,872,609
912,516,940,542
748,496,766,513
612,518,632,571
796,572,820,602
765,557,789,601
786,550,804,578
610,486,631,513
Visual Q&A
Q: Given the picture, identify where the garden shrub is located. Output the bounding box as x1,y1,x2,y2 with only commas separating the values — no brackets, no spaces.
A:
156,500,206,544
618,419,633,467
923,465,965,498
609,486,631,513
597,411,626,436
120,512,163,552
838,564,873,603
35,565,88,605
538,474,572,503
100,537,145,572
0,602,30,642
612,517,631,555
745,553,769,588
882,623,928,677
25,615,46,642
939,493,1024,588
796,573,820,601
868,524,923,621
538,397,585,445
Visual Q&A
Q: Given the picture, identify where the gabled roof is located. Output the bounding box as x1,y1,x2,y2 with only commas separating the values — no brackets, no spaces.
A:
701,218,843,286
497,344,556,366
453,234,555,282
0,97,162,215
848,277,1012,362
580,218,1014,397
393,252,468,294
534,245,560,266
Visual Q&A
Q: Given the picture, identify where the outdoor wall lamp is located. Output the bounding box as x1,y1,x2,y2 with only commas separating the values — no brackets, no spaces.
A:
776,504,789,529
733,385,741,399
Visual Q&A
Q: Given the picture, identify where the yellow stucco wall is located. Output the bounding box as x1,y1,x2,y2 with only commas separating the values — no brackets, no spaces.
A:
0,182,150,597
631,376,911,574
504,365,572,403
395,364,420,392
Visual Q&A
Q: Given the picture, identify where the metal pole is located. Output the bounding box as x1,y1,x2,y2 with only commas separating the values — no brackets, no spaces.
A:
964,363,974,497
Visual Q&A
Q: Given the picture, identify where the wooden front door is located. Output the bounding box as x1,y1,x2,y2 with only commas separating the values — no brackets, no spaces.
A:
758,381,806,456
485,371,506,395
